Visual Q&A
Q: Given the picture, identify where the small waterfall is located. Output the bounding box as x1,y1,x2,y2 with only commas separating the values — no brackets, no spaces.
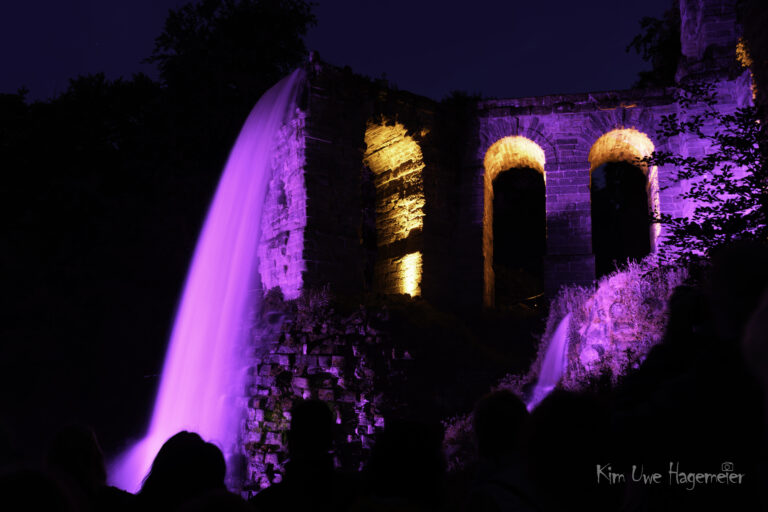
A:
111,68,305,492
526,313,572,411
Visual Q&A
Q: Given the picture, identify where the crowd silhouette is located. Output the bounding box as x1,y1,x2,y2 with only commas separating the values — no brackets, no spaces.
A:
2,244,768,511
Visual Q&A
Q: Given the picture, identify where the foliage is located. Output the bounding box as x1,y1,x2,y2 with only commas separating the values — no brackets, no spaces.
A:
501,260,685,396
146,0,318,211
442,413,475,473
626,2,681,88
149,0,315,101
442,261,686,472
558,261,686,390
650,80,768,265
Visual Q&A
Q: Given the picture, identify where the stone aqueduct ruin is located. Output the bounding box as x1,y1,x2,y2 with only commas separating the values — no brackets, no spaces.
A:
239,0,757,491
256,0,752,309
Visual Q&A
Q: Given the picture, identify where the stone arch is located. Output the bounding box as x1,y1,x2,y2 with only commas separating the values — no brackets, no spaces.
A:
588,128,654,172
581,106,661,149
482,135,547,307
478,117,559,170
484,136,546,180
363,120,425,297
588,128,660,277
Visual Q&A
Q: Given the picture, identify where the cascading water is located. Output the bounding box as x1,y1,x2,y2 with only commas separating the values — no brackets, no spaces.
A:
110,68,305,492
526,313,572,411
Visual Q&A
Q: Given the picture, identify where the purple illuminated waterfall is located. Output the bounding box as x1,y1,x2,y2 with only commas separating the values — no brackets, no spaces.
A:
111,69,305,492
527,313,572,411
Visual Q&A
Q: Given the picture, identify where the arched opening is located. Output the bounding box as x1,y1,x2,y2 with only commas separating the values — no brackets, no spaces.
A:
493,169,546,305
588,128,658,278
363,121,425,297
483,136,547,307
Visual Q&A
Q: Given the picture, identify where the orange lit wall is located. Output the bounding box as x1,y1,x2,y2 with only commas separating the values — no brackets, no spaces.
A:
364,121,425,296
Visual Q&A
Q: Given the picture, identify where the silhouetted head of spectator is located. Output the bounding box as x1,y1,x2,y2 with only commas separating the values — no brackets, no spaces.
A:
743,286,768,394
45,424,106,496
0,421,19,472
178,489,249,512
200,441,227,489
366,419,445,507
473,390,528,460
139,431,226,510
0,469,73,511
709,242,768,344
664,285,711,345
287,400,333,462
524,390,619,512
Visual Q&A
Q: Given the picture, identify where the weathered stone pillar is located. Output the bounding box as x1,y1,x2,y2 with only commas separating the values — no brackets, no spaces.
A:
544,161,595,294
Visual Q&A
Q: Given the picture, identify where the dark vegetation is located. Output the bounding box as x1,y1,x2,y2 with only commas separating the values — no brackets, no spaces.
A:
1,0,317,464
626,0,681,88
627,0,768,271
651,80,767,268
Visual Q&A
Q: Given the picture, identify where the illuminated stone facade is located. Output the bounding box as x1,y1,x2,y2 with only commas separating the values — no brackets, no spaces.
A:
256,0,751,308
258,112,308,300
363,122,426,296
243,0,756,494
482,137,547,304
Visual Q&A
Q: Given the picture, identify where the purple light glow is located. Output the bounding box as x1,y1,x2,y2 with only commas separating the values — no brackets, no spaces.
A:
110,69,305,492
527,313,571,411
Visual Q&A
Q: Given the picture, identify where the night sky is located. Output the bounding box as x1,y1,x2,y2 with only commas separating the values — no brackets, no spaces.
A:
2,0,672,101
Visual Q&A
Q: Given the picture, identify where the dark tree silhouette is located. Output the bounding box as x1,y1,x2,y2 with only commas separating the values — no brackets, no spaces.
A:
150,0,315,94
626,2,681,88
651,81,767,265
1,0,316,465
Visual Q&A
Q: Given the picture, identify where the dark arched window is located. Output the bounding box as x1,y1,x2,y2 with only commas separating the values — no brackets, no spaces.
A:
588,129,656,278
493,168,546,304
483,136,546,306
591,162,651,277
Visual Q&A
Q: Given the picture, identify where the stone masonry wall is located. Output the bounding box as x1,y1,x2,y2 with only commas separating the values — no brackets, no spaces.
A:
471,77,750,298
679,0,741,80
299,62,458,306
240,289,412,494
364,122,426,296
474,88,677,296
254,1,751,308
258,111,308,300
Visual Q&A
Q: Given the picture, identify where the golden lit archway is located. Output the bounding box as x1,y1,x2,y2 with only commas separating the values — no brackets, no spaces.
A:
484,136,546,181
588,128,660,275
483,136,547,307
363,121,425,297
588,128,654,173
